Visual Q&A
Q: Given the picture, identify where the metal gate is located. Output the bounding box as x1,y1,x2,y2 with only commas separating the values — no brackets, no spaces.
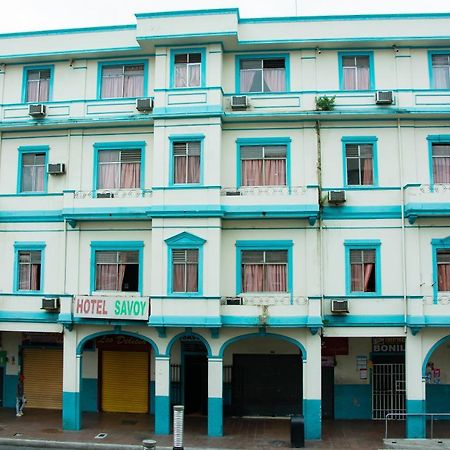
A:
372,363,405,420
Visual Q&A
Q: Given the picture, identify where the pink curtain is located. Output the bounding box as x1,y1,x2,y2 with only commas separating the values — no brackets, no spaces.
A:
357,66,369,90
265,159,286,185
186,264,198,292
173,265,185,292
362,158,373,185
27,82,39,102
266,264,287,291
438,265,450,291
189,65,200,87
433,67,450,89
35,166,45,191
124,74,144,97
240,71,257,92
121,163,140,189
31,265,40,290
344,68,356,90
433,158,450,183
351,264,363,292
187,155,200,183
242,264,264,292
118,265,126,291
174,157,187,183
101,67,123,98
363,264,374,291
19,265,30,290
96,265,117,290
242,160,263,186
264,68,285,92
175,65,187,88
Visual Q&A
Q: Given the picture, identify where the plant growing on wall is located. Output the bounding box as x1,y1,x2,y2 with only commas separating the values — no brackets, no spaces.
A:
315,95,336,111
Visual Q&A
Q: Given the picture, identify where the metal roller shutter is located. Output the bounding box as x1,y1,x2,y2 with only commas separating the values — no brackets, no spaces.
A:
22,348,63,410
101,350,149,413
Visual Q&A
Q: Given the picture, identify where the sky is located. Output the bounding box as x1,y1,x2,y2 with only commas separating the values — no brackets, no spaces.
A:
1,0,450,33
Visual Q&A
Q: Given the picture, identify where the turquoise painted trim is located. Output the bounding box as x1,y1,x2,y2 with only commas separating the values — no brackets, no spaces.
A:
92,141,146,192
13,241,46,294
148,315,221,327
221,315,322,327
431,237,450,304
338,51,375,91
235,53,290,94
0,192,63,198
17,146,49,194
334,385,372,419
165,331,212,358
222,205,319,219
168,134,205,187
62,391,81,431
405,203,450,220
0,292,72,297
152,104,223,118
406,400,426,439
169,48,206,89
304,399,321,440
426,384,450,418
4,375,17,408
97,59,149,100
89,240,144,295
155,395,170,435
235,240,293,302
152,185,220,191
135,8,239,19
236,137,291,189
344,239,381,296
323,186,399,191
428,50,450,89
427,134,450,186
422,334,450,376
136,32,237,42
323,314,405,326
221,316,260,326
208,397,223,437
341,136,378,187
165,232,206,297
0,311,58,323
154,86,223,93
81,378,97,412
21,65,54,103
323,205,401,220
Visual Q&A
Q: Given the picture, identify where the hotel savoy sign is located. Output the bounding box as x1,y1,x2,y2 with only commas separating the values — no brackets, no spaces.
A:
74,296,150,320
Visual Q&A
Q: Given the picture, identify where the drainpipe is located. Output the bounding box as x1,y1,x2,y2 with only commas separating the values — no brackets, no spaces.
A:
63,218,68,294
315,120,324,322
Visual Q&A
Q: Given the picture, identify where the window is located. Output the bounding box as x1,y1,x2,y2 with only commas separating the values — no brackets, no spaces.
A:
173,141,201,184
24,67,51,102
174,52,202,88
345,144,374,185
172,249,199,293
14,242,45,293
437,249,450,291
18,146,48,194
431,143,450,184
238,57,287,93
99,62,146,99
340,53,373,91
431,54,450,89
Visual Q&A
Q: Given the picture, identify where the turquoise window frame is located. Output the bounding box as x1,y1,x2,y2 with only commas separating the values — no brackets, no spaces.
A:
96,59,149,100
235,240,293,302
236,137,291,189
344,240,381,297
341,136,378,188
427,135,450,186
169,48,206,89
90,241,144,295
17,146,49,195
165,232,206,297
431,236,450,304
14,242,46,294
235,53,290,94
21,65,54,103
92,141,146,191
428,50,450,90
169,134,204,187
338,52,375,91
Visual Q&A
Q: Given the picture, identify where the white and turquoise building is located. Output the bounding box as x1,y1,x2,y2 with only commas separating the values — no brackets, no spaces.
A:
0,7,449,441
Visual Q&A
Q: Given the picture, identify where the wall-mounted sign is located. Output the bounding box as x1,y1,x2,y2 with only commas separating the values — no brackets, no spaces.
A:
372,337,405,353
74,296,150,321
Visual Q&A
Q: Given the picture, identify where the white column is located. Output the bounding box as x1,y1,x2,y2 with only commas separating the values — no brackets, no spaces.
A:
154,356,170,434
208,357,223,437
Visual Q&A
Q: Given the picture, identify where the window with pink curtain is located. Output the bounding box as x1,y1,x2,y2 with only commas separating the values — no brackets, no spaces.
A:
240,58,285,93
21,152,45,193
26,69,51,102
174,53,201,88
95,250,139,292
342,55,370,90
346,143,374,186
98,149,141,190
432,144,450,184
437,250,450,291
350,249,376,293
173,142,201,184
101,64,144,99
241,145,287,186
18,251,41,291
172,249,199,293
241,250,288,292
431,54,450,89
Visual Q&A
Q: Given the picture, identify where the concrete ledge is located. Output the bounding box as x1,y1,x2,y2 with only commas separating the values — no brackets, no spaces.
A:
384,439,450,449
0,438,144,449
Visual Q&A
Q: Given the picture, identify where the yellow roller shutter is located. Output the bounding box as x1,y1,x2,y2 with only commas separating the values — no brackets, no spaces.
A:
22,348,63,410
101,350,149,413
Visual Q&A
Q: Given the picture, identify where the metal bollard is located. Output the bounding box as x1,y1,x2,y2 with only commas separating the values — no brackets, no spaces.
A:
173,405,184,450
142,439,157,450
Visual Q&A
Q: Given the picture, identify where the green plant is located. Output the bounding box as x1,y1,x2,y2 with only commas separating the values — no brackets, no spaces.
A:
315,95,336,111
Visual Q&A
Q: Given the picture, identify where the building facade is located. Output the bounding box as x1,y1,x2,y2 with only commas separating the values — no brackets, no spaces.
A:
0,8,449,441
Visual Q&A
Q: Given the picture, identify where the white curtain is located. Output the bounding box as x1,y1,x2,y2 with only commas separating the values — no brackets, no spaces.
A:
264,68,285,92
189,64,201,87
124,74,144,97
175,65,188,88
240,70,257,92
101,67,123,98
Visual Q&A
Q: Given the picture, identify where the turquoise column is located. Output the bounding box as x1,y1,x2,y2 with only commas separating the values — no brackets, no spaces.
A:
154,356,170,435
62,353,82,430
406,399,426,438
208,357,223,437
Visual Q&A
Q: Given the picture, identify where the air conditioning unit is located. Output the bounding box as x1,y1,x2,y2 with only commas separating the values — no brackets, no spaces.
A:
28,104,47,117
331,299,349,314
225,190,241,196
41,297,60,312
222,296,243,305
48,163,65,175
328,190,346,204
231,95,249,110
97,192,114,199
375,90,394,105
136,98,154,112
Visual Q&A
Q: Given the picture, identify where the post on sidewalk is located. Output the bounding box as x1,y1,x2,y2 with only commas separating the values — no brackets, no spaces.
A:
173,404,184,450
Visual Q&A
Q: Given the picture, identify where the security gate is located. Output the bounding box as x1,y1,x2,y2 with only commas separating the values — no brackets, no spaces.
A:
372,363,405,420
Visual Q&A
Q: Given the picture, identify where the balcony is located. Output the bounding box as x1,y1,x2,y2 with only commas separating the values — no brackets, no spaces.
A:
404,184,450,223
407,295,450,330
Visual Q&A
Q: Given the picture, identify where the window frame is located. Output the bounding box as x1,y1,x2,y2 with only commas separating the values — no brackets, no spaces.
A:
90,241,144,295
338,52,375,91
235,54,290,94
428,51,450,90
170,48,206,89
93,141,146,192
97,60,148,100
165,232,206,297
17,146,49,195
22,65,54,103
427,135,450,186
236,137,291,189
341,136,378,188
169,134,204,186
431,237,450,304
235,240,293,300
344,240,381,297
14,242,46,294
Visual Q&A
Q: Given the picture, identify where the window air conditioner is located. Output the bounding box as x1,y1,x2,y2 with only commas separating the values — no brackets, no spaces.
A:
328,190,346,204
225,190,241,196
375,90,394,105
222,296,243,305
331,299,349,314
231,95,249,110
47,163,66,175
41,297,60,312
136,98,154,112
97,192,114,199
28,104,47,118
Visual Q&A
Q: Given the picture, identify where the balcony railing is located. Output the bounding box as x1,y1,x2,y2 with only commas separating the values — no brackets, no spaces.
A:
221,294,308,306
221,186,307,196
418,184,450,193
74,189,153,199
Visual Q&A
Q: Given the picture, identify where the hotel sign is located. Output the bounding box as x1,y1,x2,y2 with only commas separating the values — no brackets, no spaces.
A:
74,296,150,320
